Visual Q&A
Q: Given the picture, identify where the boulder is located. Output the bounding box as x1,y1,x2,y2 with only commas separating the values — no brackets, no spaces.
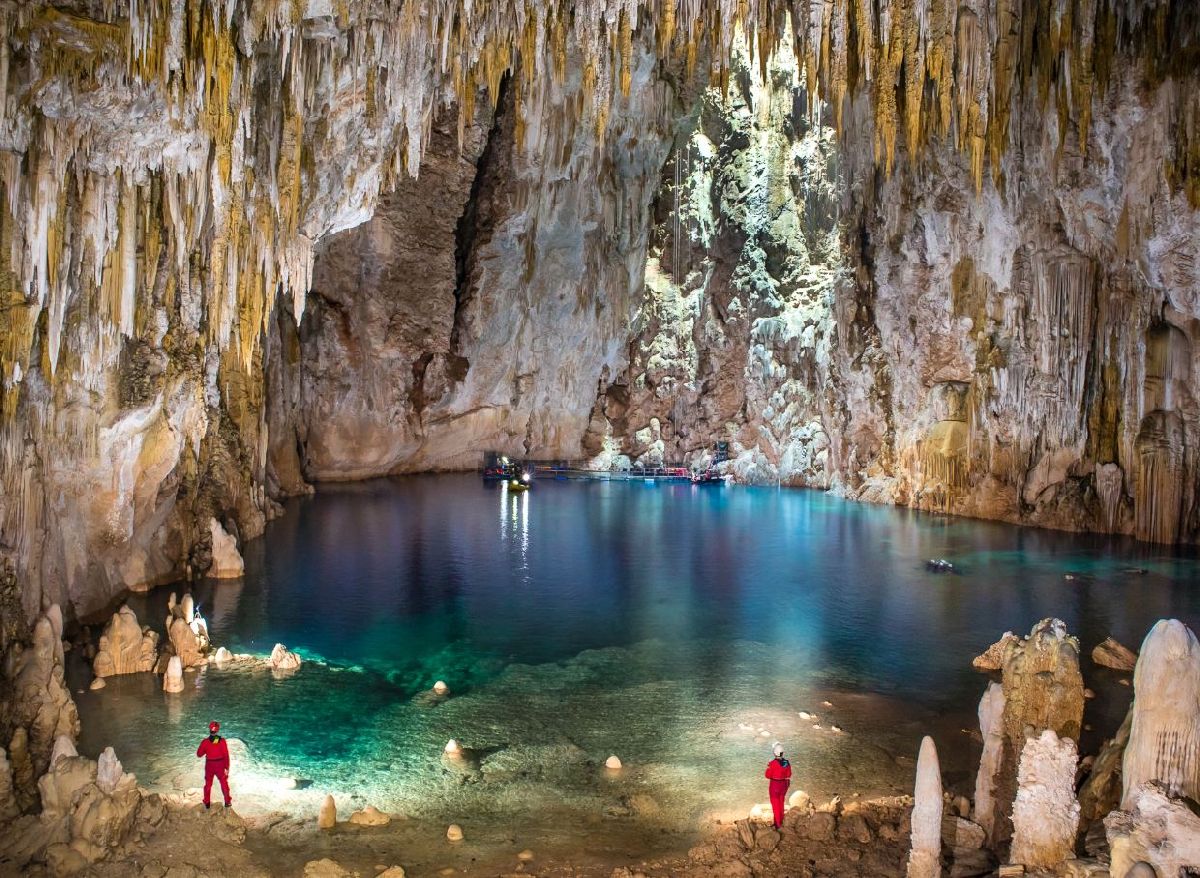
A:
213,646,233,663
1092,637,1138,672
906,736,942,878
972,632,1017,671
446,823,463,841
444,739,461,755
377,869,407,878
1010,730,1080,869
1106,783,1200,878
163,656,184,693
942,815,986,854
318,794,337,829
208,519,245,579
605,755,622,769
89,677,106,690
92,606,158,677
303,860,352,878
269,643,302,671
995,618,1084,846
349,805,390,826
432,680,449,695
1121,619,1200,808
972,681,1004,844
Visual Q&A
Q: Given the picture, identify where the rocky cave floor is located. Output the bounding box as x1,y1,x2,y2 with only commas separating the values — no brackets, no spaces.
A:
27,791,932,878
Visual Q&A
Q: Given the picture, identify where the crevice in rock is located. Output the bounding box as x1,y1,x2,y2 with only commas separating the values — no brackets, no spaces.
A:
452,74,511,352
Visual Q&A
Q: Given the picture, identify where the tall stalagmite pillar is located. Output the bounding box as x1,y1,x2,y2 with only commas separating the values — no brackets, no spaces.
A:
907,736,943,878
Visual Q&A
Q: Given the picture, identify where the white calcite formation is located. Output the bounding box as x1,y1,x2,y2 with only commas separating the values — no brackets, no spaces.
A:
1122,619,1200,808
605,755,623,770
972,681,1005,844
1009,730,1080,870
93,605,158,677
162,656,184,694
446,823,464,842
348,806,390,826
906,736,942,878
1106,783,1200,878
269,644,302,671
207,519,245,579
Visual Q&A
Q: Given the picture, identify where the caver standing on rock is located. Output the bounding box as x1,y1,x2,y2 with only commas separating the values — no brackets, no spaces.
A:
197,720,233,809
764,741,791,829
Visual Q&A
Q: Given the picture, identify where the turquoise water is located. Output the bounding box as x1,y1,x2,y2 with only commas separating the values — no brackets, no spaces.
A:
76,476,1200,835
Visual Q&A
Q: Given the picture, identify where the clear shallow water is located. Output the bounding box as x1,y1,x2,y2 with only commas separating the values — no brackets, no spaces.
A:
77,475,1200,835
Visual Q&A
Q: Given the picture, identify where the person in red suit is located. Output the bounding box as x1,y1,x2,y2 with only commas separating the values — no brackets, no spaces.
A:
764,741,791,829
196,720,232,809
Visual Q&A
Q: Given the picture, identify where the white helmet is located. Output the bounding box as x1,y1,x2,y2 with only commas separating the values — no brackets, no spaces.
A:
772,741,784,757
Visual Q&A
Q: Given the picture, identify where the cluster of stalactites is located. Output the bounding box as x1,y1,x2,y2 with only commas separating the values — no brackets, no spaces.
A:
0,0,1196,409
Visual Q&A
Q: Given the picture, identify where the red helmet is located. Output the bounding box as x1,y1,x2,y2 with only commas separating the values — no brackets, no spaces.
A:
209,721,220,733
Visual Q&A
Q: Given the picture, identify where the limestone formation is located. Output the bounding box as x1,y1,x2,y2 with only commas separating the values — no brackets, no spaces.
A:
213,647,233,664
318,795,337,830
4,608,80,805
163,657,184,694
972,682,1005,844
444,739,462,756
432,680,449,696
906,736,942,878
269,644,302,671
994,619,1084,845
207,519,245,579
1093,637,1139,672
0,746,17,821
446,823,464,841
1122,619,1200,808
1079,708,1132,824
972,633,1017,672
605,755,623,770
1009,730,1081,870
304,859,352,878
93,605,158,677
348,805,390,826
1106,783,1200,878
166,612,209,670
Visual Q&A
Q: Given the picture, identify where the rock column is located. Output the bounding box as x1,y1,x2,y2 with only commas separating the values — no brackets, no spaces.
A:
906,736,942,878
1009,729,1080,869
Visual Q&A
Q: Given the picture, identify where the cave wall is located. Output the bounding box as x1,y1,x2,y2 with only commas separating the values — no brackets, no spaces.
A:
0,1,1198,623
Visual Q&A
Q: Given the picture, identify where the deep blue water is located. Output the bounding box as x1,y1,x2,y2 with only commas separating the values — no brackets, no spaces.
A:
77,475,1200,829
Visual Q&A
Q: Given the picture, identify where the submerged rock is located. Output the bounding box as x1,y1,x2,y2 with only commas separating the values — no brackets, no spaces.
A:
304,859,352,878
1092,637,1138,672
269,643,302,671
349,805,390,826
432,680,449,695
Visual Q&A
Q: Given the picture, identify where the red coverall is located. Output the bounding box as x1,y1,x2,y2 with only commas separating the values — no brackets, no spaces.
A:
764,756,792,828
196,734,232,806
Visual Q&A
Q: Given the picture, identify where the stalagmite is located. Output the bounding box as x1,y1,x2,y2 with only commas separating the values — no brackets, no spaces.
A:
318,795,337,829
446,823,464,841
1121,619,1200,808
93,605,158,677
432,680,449,696
162,656,184,693
906,736,942,878
994,619,1084,846
207,519,245,579
605,755,623,769
973,682,1004,844
444,739,462,755
269,644,302,671
1009,730,1080,869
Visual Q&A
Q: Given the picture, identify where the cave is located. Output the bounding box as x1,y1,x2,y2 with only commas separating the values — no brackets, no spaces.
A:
2,2,1200,876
